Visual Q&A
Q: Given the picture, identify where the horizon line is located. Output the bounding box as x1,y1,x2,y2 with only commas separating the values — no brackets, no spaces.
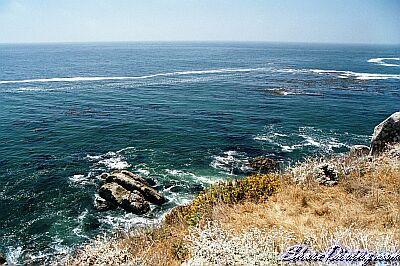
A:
0,40,399,46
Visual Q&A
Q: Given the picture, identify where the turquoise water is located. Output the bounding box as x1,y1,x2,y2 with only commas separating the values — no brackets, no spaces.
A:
0,42,399,263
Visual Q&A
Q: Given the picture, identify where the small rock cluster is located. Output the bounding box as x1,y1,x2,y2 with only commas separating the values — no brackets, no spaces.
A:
314,163,339,186
95,170,167,214
370,112,400,155
248,157,279,174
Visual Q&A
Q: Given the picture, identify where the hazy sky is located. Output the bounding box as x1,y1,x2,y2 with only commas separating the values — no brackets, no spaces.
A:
0,0,399,44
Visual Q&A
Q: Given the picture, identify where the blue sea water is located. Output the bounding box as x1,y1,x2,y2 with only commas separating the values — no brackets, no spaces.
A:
0,42,399,263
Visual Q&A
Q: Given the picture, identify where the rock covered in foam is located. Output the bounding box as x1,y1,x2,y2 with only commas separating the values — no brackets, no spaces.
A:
370,112,400,155
98,182,150,214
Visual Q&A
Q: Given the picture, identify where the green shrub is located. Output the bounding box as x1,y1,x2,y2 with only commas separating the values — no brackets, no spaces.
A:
184,174,281,226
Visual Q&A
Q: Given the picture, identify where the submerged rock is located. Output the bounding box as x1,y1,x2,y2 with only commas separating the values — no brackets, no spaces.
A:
106,173,167,205
314,163,339,186
248,157,278,173
349,145,370,157
98,183,150,214
370,112,400,155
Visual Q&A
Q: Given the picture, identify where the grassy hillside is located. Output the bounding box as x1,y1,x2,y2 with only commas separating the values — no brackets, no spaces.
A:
66,145,400,265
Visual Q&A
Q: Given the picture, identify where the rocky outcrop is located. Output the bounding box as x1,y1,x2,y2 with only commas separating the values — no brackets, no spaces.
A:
0,252,6,265
349,145,370,157
370,112,400,155
120,170,151,186
99,182,150,214
95,170,167,214
248,157,278,173
106,173,166,205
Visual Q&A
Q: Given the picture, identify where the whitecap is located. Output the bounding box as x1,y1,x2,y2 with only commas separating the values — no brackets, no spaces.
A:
255,125,353,153
264,88,291,96
87,150,131,170
72,209,90,239
98,156,131,170
367,57,400,67
6,246,23,265
15,86,55,92
165,169,216,184
116,146,136,153
68,174,92,186
136,168,150,176
86,154,102,160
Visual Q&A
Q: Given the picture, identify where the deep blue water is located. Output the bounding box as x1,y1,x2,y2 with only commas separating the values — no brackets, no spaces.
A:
0,42,399,263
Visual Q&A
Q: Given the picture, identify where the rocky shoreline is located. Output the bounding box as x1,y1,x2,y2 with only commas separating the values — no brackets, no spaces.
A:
92,111,400,217
70,112,400,265
3,112,399,265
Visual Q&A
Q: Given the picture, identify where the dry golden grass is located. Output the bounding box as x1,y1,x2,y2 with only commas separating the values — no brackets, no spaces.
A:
194,147,400,264
66,145,400,265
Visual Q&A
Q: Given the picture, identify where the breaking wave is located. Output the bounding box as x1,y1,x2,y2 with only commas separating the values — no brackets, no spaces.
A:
367,57,400,67
263,87,323,97
0,67,268,84
86,147,136,171
310,69,400,80
254,125,369,154
2,65,399,86
210,150,253,175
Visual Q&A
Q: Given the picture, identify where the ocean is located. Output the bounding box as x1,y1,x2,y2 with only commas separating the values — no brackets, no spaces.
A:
0,42,399,263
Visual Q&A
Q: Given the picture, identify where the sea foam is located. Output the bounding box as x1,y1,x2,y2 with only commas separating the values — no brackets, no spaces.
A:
310,69,400,80
0,67,268,84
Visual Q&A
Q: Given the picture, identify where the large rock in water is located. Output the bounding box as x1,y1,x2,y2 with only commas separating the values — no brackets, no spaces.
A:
106,173,167,205
370,112,400,155
98,183,150,214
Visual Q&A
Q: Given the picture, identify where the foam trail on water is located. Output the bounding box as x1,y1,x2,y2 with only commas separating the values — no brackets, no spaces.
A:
0,67,267,84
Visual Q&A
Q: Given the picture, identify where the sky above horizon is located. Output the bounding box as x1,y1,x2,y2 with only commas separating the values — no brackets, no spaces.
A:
0,0,399,44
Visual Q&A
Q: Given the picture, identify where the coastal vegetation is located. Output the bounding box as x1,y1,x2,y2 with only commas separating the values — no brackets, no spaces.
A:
66,141,400,264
